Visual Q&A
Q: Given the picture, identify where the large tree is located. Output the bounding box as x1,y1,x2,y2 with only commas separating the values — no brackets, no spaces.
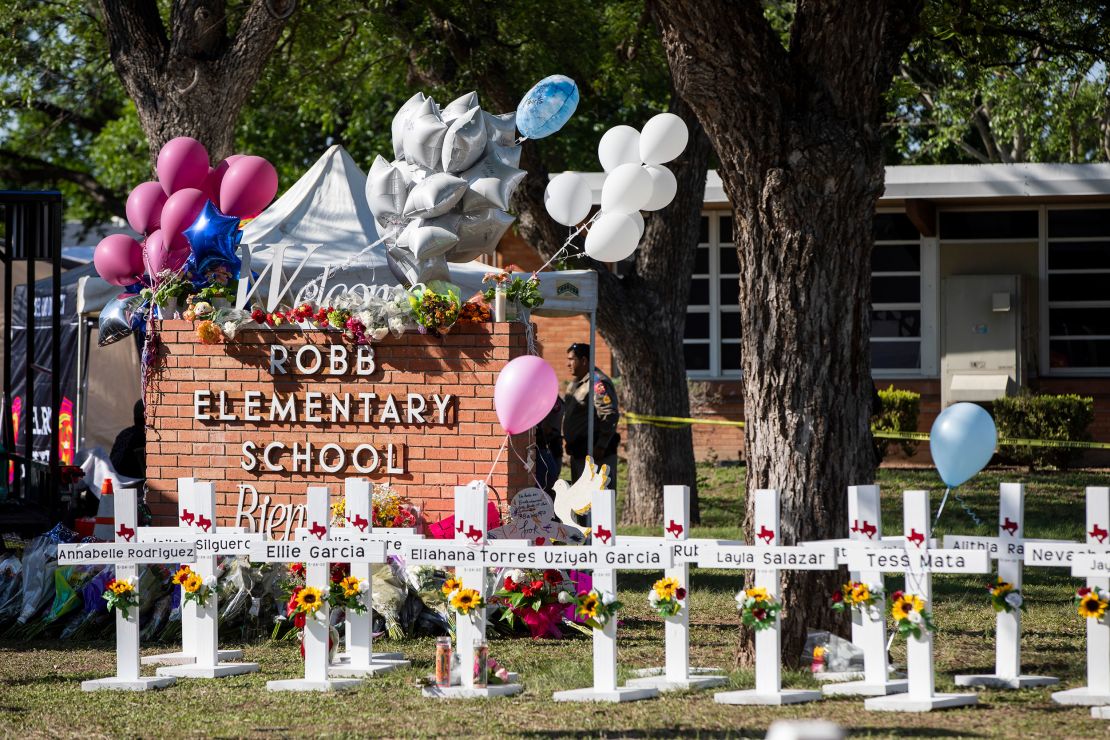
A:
649,0,923,659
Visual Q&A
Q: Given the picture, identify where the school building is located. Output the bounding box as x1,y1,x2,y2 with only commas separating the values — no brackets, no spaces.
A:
499,164,1110,462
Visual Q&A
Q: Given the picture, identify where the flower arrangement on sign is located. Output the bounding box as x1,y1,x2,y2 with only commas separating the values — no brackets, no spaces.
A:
890,590,936,640
172,565,215,608
372,484,418,529
1075,586,1109,620
648,577,686,618
457,295,492,324
481,265,545,310
408,281,461,335
735,586,780,631
493,568,569,638
988,578,1025,614
102,577,139,619
564,588,621,630
830,580,883,620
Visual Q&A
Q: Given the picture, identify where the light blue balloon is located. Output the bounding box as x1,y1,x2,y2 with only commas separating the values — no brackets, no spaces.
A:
516,75,579,139
929,402,997,487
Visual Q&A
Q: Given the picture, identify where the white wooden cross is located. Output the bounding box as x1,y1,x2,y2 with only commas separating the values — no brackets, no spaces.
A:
853,489,991,712
943,482,1059,689
140,480,261,679
625,485,730,692
57,483,194,691
249,486,386,692
1026,486,1110,707
820,485,908,697
700,489,837,706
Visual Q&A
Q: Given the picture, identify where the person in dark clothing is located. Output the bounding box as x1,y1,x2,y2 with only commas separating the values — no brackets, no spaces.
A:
110,400,146,479
534,398,563,494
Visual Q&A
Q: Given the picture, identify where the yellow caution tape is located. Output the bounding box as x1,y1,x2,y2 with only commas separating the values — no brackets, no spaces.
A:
624,412,745,429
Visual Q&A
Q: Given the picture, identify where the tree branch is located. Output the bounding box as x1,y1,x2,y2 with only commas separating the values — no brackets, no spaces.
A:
223,0,296,89
0,150,125,217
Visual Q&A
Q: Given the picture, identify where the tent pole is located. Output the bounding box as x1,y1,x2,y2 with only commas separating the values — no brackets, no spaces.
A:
588,312,595,467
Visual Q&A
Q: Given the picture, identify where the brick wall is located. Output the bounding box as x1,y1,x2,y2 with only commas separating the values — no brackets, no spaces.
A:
145,320,530,529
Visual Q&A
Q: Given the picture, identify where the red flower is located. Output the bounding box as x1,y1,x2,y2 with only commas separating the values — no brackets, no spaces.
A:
521,583,537,598
330,562,350,583
1078,587,1092,597
292,611,306,629
530,579,544,592
675,587,687,600
250,308,265,324
503,577,518,592
543,569,561,584
891,590,904,602
831,590,843,603
290,562,305,577
752,608,767,621
286,586,303,617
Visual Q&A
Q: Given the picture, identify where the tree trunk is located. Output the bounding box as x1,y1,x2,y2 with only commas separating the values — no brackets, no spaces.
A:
98,0,294,167
651,0,921,664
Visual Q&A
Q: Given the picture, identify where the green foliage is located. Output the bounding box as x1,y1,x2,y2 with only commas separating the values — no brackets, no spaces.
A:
994,393,1095,470
873,385,921,458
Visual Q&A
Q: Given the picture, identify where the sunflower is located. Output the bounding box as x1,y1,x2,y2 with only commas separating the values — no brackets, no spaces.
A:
442,577,461,597
182,572,203,594
577,592,600,619
296,586,325,615
171,566,193,586
745,586,770,603
1078,593,1108,619
339,576,361,598
849,583,871,604
891,595,917,621
450,588,483,615
991,579,1013,598
108,579,133,595
653,577,680,600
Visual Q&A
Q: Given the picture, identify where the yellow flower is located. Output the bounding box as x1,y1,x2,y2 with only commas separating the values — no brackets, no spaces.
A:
442,577,461,597
849,583,871,604
195,320,224,344
331,502,345,520
991,579,1013,598
891,595,919,621
653,577,680,600
340,576,361,598
812,646,826,659
745,586,770,603
1078,594,1108,619
577,592,600,619
451,588,482,615
109,580,133,595
296,586,325,615
172,566,193,586
182,572,203,594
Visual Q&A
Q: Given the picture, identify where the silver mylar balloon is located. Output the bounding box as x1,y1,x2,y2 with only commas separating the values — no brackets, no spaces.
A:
441,106,488,173
391,92,426,160
460,154,527,211
488,141,522,168
442,91,479,123
403,172,467,219
403,98,448,171
483,111,517,146
366,156,410,221
445,209,516,262
98,294,138,347
409,222,460,260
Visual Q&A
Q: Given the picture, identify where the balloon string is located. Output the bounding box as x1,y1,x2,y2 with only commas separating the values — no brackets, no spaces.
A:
933,485,983,529
532,211,601,276
484,434,509,487
295,227,398,297
933,487,952,529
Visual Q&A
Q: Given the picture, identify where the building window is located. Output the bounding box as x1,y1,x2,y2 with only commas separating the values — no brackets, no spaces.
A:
1046,208,1110,370
684,212,740,377
871,214,923,371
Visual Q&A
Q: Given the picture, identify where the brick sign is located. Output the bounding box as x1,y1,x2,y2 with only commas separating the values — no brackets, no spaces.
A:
146,320,530,535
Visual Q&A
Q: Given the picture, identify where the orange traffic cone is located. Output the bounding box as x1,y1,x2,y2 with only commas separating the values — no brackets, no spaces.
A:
92,477,116,541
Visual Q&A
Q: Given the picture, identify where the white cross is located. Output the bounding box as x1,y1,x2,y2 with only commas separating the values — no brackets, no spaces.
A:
1026,486,1110,707
249,486,386,692
699,489,837,706
57,483,194,691
851,490,990,712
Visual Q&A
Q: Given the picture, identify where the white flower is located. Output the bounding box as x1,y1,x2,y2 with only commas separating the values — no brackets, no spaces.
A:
358,580,370,594
1005,592,1023,609
734,590,747,609
594,613,608,626
600,591,616,606
871,584,884,596
907,610,922,624
203,575,217,588
648,591,661,606
867,605,882,621
371,326,389,341
222,321,238,339
557,590,573,604
505,569,525,584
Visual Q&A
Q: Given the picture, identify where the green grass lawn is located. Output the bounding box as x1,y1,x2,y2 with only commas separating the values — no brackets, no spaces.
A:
3,465,1108,737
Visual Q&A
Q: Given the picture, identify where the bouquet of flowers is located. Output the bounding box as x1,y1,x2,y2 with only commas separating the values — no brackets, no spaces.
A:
890,590,935,640
103,577,139,619
287,585,326,622
443,577,484,618
329,575,369,614
494,569,568,638
563,588,620,630
172,565,215,608
988,578,1025,613
735,586,780,631
372,483,418,529
1075,586,1109,620
830,580,883,620
481,266,545,310
477,656,512,685
648,577,686,618
408,281,461,335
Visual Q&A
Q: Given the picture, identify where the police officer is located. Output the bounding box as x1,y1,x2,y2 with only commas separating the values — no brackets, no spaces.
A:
562,343,619,491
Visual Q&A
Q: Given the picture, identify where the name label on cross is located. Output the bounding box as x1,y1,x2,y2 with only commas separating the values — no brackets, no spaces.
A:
249,540,387,563
401,542,672,570
1071,552,1110,577
58,542,196,565
700,545,837,570
943,535,1028,559
845,547,989,574
1025,542,1110,567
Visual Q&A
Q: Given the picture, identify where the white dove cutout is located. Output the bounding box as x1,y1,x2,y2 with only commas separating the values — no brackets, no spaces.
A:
550,456,611,539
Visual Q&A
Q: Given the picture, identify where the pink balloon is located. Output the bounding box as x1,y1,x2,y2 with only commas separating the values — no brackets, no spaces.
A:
158,188,208,242
494,356,559,435
219,155,278,218
202,154,245,204
94,234,145,286
143,229,190,276
156,137,210,195
125,181,167,235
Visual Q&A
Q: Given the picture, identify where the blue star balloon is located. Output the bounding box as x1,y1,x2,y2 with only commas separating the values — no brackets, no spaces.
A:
516,75,579,139
183,200,243,287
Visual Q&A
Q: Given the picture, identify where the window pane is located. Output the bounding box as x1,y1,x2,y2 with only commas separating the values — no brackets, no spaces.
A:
721,343,742,370
1050,307,1110,337
694,245,709,274
872,310,921,338
871,341,921,369
684,312,710,340
1048,274,1109,303
939,210,1037,240
720,215,734,243
719,245,739,274
873,213,919,241
1048,242,1110,271
721,312,741,339
699,216,709,244
872,243,920,273
719,278,739,305
689,278,710,305
684,343,711,370
871,275,920,303
1049,339,1110,369
1048,209,1110,238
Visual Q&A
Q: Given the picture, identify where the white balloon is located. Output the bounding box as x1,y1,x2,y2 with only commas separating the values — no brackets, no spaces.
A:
585,212,640,262
642,164,677,211
639,112,689,165
544,172,592,226
600,162,652,214
629,210,644,237
597,125,641,172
